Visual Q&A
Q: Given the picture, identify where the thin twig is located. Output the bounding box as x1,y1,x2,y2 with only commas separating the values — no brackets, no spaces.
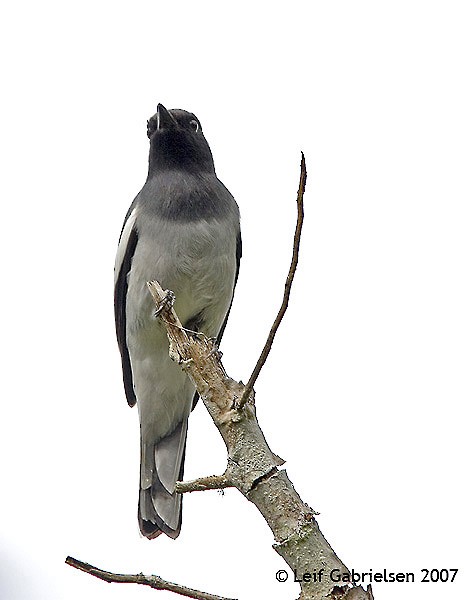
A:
65,557,236,600
238,153,307,408
175,473,232,493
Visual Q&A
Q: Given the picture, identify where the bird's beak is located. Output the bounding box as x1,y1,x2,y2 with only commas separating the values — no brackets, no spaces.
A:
157,104,178,130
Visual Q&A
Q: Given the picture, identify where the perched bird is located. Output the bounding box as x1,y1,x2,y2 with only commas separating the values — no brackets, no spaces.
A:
114,104,241,539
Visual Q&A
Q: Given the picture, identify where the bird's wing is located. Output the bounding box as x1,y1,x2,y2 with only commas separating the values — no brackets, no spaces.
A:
216,230,242,345
114,206,139,407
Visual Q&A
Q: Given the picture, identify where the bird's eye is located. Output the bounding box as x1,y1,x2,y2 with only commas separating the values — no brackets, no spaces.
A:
189,119,199,132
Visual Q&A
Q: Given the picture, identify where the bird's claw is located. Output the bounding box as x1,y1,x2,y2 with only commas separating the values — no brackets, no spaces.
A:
207,338,223,360
154,290,176,318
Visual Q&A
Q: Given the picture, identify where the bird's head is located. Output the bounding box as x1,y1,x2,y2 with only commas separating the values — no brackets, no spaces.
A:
147,104,215,175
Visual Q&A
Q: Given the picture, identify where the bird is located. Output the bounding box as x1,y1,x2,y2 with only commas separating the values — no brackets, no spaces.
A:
114,104,241,539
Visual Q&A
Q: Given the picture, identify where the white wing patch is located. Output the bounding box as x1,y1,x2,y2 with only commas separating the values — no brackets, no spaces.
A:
114,207,139,285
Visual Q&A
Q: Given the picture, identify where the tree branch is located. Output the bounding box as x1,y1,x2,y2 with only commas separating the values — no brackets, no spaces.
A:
238,152,306,408
143,290,370,599
65,556,235,600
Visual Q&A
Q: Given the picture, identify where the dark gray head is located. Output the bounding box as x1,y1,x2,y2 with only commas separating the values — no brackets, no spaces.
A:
147,104,215,175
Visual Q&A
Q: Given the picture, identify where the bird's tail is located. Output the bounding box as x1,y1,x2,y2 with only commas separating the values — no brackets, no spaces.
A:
138,419,188,539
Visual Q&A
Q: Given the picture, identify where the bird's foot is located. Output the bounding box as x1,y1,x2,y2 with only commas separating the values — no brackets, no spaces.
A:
207,338,223,360
153,290,175,318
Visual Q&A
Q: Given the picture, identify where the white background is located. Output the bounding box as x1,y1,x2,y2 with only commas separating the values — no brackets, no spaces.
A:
1,2,468,599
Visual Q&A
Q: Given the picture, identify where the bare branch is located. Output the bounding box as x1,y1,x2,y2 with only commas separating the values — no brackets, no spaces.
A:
175,473,232,493
238,152,307,408
65,556,236,600
144,280,371,600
